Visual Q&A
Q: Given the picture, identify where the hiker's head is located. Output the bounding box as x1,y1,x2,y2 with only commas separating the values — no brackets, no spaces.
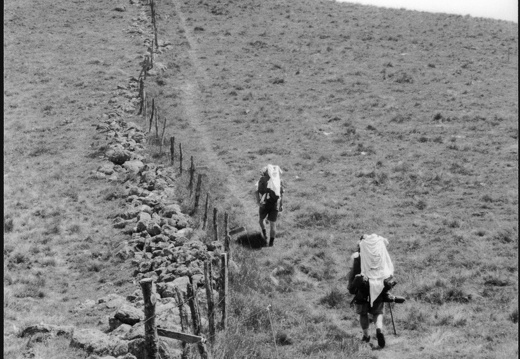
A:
261,166,269,176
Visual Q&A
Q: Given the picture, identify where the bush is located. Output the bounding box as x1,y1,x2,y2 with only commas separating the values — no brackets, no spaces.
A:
319,288,346,308
493,228,516,243
394,71,414,83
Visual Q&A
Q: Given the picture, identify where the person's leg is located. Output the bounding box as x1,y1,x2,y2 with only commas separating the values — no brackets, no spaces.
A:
374,313,385,348
374,314,383,331
269,221,276,246
360,314,370,340
259,207,267,240
267,207,278,246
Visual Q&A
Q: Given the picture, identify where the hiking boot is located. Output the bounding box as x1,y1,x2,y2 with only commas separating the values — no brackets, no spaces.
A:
269,238,274,247
361,335,370,343
376,329,385,348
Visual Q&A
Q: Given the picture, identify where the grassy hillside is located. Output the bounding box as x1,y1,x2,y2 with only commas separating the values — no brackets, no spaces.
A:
4,0,518,358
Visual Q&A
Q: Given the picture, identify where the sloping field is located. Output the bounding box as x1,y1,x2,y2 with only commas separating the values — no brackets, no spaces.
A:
4,0,518,358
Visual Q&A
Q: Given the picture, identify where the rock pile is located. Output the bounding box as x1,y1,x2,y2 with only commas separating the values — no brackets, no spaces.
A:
92,115,224,292
69,107,223,359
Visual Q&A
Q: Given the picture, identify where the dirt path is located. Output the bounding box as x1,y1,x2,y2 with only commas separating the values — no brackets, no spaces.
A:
172,0,259,228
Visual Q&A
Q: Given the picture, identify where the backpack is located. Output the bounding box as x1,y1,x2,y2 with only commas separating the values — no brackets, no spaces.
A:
258,176,280,205
347,252,397,304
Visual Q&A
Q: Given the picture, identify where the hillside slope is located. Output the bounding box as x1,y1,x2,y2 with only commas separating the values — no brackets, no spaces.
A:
160,0,518,357
4,0,518,358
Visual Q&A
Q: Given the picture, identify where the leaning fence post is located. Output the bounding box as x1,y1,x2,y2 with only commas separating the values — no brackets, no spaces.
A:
140,278,159,359
219,253,228,330
170,137,175,166
202,193,209,230
154,104,159,138
179,143,183,175
138,78,144,115
213,208,218,243
149,98,155,133
160,115,167,153
143,90,148,118
224,213,231,261
189,156,195,194
193,174,203,214
174,287,189,359
187,280,209,359
204,261,216,345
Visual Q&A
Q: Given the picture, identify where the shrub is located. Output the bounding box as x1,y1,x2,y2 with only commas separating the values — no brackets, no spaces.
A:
443,219,460,228
394,71,414,83
87,260,104,272
416,200,427,210
493,229,515,243
319,288,346,308
481,194,494,203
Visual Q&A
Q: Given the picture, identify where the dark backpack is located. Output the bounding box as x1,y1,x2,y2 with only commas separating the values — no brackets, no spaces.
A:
258,176,280,205
347,253,397,304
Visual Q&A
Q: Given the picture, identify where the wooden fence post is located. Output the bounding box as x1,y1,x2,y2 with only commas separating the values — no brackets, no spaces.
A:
179,143,183,175
187,281,210,359
170,137,175,166
219,253,228,330
224,213,231,261
204,261,216,345
140,278,159,359
155,104,159,138
160,116,167,152
213,208,218,243
174,287,189,359
202,193,209,230
149,98,155,133
189,156,195,194
150,0,158,51
138,78,144,115
193,174,203,215
143,90,147,118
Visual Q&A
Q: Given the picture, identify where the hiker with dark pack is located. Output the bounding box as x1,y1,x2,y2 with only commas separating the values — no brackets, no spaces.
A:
255,164,284,247
347,234,405,348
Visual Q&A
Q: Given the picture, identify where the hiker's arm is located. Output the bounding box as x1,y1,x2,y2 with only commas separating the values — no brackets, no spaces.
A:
280,181,285,210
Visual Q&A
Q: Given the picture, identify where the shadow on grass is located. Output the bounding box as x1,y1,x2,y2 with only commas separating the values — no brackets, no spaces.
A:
236,231,265,249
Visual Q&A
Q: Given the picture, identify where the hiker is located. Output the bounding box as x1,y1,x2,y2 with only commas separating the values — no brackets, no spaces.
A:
255,164,284,247
347,234,405,348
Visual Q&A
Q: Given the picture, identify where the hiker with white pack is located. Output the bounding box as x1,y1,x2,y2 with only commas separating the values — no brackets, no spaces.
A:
255,164,284,247
347,234,405,348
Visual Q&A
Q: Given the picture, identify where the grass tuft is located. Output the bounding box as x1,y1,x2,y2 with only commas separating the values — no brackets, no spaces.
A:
319,287,346,308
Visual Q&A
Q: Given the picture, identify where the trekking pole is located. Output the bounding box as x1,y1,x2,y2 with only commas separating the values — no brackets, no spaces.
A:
388,302,397,335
